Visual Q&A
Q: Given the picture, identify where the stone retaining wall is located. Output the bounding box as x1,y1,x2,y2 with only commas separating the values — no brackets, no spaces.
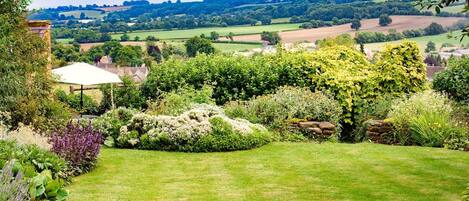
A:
289,121,337,139
363,120,395,144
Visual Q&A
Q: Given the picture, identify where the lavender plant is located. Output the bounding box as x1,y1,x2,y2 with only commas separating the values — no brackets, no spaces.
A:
0,160,30,201
50,122,103,176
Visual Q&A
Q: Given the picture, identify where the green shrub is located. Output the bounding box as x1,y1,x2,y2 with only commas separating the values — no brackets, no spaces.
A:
93,107,138,144
433,57,469,103
409,111,465,147
0,140,67,180
56,89,99,115
388,91,467,147
224,86,342,131
147,85,214,116
100,76,146,111
116,105,271,152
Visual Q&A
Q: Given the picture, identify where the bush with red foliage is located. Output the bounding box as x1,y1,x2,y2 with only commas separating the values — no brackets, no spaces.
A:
50,122,103,176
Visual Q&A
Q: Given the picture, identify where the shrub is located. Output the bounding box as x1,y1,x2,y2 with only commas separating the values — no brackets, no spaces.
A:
0,160,30,201
433,57,469,103
29,169,68,201
117,105,271,152
50,123,103,176
225,86,342,131
147,85,214,116
388,91,467,147
100,76,146,111
56,89,99,115
0,140,67,179
93,107,138,146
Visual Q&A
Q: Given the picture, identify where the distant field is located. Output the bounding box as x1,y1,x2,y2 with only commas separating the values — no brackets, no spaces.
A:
421,4,466,14
364,30,469,52
80,41,262,53
272,18,291,24
60,10,104,19
231,15,465,43
97,6,131,12
111,23,302,40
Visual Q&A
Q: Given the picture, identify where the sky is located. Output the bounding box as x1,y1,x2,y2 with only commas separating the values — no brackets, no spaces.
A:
29,0,197,9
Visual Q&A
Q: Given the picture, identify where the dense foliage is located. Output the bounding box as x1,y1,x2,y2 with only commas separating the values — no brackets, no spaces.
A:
387,91,468,149
50,123,103,176
0,0,71,131
0,161,30,201
143,41,426,137
0,140,67,180
185,36,216,57
433,58,469,103
116,105,272,152
56,90,100,115
93,108,138,147
224,86,342,132
100,76,146,111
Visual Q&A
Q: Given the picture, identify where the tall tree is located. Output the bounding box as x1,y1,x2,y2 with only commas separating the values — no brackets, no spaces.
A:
261,31,282,45
379,14,392,26
185,36,215,57
0,0,70,129
351,19,361,30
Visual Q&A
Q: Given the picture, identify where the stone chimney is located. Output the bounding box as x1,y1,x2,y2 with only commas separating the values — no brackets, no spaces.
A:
28,20,52,71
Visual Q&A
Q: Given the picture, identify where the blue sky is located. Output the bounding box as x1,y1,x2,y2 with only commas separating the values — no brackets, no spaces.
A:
29,0,197,9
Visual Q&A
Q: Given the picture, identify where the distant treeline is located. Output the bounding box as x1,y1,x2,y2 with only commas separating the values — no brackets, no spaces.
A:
32,0,452,33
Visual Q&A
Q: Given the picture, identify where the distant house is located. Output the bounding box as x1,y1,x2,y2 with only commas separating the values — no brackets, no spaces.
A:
95,56,148,82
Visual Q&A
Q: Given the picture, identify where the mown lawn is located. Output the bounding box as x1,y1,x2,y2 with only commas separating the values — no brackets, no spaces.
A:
67,143,469,201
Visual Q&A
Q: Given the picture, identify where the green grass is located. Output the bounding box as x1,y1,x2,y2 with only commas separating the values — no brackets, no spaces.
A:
67,143,469,201
59,10,105,19
364,30,469,52
213,42,263,52
422,4,466,14
272,17,291,24
111,23,301,40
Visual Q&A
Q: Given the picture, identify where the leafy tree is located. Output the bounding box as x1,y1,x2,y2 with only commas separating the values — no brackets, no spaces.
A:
146,41,163,63
80,12,86,19
120,33,130,42
103,40,123,58
113,46,144,66
424,22,445,35
317,34,356,48
134,36,140,41
425,41,436,53
86,46,105,63
73,29,101,43
209,31,220,41
261,31,281,45
260,15,272,25
184,36,215,57
379,14,392,26
100,33,112,42
0,0,71,130
351,19,361,30
146,35,159,41
227,32,235,41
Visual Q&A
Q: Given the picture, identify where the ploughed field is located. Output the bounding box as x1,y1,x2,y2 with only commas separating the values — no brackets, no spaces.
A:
231,15,465,43
67,143,469,201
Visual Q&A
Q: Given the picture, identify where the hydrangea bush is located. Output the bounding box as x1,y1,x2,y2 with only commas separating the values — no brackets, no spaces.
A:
116,105,271,152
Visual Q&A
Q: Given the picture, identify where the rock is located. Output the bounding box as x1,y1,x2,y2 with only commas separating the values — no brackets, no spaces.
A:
323,130,335,136
298,121,320,128
319,122,335,130
307,127,322,135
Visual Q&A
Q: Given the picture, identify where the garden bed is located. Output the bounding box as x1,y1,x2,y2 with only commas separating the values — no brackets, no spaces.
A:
67,143,469,201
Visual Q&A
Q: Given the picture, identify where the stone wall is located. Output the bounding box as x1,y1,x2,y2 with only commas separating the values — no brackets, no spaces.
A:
289,121,337,139
363,120,395,144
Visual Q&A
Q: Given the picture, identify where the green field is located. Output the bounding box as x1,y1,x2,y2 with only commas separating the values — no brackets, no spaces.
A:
67,143,469,201
111,23,302,40
60,10,105,19
272,17,291,24
364,30,469,52
422,4,466,14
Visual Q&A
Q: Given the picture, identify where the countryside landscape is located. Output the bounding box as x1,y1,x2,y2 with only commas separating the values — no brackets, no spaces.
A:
1,0,469,200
